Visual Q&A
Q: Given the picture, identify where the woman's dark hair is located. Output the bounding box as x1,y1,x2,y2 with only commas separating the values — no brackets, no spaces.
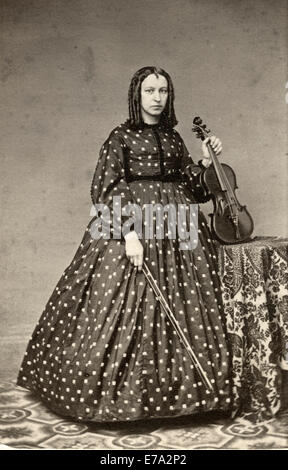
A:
127,66,178,129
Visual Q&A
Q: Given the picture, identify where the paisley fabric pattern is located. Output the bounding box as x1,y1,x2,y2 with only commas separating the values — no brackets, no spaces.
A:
219,237,288,423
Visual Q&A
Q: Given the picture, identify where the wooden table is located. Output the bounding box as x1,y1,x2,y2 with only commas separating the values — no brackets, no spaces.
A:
218,236,288,423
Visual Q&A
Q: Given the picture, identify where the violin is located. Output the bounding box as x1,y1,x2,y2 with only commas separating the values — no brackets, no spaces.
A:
192,116,254,245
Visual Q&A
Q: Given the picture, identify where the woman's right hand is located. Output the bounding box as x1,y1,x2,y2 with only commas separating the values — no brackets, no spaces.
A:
124,231,143,271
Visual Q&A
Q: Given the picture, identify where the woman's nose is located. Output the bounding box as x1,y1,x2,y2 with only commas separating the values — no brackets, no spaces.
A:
153,92,161,101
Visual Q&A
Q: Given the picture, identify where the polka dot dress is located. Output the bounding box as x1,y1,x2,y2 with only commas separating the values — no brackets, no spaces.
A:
17,121,232,422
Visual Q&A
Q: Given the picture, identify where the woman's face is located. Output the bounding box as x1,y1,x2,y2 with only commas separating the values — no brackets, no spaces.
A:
140,73,168,123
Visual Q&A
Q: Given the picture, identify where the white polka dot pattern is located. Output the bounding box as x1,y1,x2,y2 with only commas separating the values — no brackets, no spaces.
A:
17,121,231,423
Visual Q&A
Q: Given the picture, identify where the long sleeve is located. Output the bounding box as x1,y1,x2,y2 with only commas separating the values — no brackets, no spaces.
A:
180,139,211,203
90,130,137,239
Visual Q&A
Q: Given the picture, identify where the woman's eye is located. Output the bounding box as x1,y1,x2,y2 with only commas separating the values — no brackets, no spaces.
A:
144,89,167,94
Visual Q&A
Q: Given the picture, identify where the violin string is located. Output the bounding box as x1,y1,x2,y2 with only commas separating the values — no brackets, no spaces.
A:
194,122,245,240
204,128,240,214
220,168,241,211
207,141,235,213
195,124,240,217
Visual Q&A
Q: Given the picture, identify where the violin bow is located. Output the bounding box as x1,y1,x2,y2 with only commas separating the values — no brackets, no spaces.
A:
142,261,213,392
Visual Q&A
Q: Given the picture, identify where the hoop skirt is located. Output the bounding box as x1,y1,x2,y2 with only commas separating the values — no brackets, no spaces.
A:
17,121,232,422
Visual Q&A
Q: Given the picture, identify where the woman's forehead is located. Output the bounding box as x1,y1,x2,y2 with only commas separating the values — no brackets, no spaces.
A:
141,73,168,88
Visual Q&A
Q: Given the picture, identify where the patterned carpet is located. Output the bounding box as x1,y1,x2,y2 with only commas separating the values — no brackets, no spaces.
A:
0,378,288,450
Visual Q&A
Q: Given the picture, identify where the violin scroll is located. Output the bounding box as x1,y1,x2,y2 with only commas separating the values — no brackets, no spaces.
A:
192,117,211,141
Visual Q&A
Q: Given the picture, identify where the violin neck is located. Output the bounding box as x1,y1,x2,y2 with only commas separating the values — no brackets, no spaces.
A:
206,142,227,192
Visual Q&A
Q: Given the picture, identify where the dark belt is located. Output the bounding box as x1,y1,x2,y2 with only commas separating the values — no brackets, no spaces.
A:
126,173,183,183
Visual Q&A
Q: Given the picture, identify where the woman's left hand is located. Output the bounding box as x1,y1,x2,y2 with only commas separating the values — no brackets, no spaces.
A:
201,135,222,166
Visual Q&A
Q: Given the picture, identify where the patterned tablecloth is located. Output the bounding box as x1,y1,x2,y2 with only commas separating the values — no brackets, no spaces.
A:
218,236,288,423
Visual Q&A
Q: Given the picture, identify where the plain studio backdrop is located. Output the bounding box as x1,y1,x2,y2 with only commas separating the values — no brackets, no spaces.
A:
0,0,287,377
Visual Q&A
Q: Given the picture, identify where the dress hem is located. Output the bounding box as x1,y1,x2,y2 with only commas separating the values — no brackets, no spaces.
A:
16,381,232,424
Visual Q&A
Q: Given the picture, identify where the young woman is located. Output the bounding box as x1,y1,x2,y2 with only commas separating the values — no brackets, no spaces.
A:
17,66,232,422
